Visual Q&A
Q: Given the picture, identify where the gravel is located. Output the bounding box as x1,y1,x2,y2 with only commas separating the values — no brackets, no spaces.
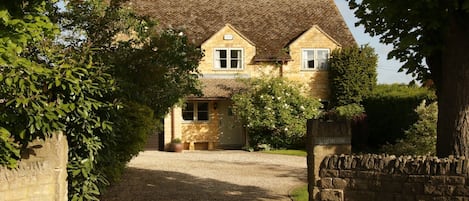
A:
100,150,307,201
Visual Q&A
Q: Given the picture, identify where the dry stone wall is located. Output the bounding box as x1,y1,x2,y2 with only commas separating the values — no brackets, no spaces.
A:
317,154,469,201
0,133,68,201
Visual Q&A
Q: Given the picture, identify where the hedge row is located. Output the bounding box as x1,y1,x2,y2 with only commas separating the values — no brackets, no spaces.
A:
358,84,436,151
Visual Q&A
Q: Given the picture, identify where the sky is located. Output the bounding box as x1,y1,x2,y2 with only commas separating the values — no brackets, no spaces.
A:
333,0,415,84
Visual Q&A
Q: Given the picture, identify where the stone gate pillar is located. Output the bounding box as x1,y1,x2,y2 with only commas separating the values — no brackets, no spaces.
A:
306,119,351,200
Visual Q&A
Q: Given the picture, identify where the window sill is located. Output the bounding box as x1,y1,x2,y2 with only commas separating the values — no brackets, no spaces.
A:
300,68,328,72
212,68,244,71
182,120,211,124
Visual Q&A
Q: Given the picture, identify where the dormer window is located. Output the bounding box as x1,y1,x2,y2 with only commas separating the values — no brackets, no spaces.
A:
302,48,330,70
214,48,243,69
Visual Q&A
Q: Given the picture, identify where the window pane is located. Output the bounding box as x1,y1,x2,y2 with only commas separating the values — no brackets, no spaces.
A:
318,59,328,70
216,50,227,68
307,50,314,59
220,60,227,68
197,102,209,121
182,103,194,120
230,50,242,69
317,50,329,70
218,50,227,58
317,50,328,59
231,59,240,68
307,59,315,68
231,50,240,59
303,50,315,68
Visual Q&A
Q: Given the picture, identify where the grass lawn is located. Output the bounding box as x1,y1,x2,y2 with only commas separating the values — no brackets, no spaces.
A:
261,149,307,157
290,185,308,201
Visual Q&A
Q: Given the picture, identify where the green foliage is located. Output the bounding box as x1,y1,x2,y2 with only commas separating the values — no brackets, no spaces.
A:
0,128,20,168
171,138,182,144
110,29,202,117
59,1,201,200
329,45,377,106
327,103,365,121
381,101,437,156
97,101,156,185
363,84,436,150
347,0,469,82
2,1,201,201
232,77,322,148
1,2,115,201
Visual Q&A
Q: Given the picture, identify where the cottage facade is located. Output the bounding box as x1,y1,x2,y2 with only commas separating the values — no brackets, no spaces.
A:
131,0,356,150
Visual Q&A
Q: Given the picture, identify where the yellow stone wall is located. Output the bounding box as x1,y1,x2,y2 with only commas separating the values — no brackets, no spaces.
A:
181,102,219,143
199,24,280,77
284,26,341,100
164,25,343,150
199,24,340,99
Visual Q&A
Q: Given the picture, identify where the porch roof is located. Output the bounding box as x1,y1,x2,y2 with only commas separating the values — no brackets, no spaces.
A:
188,78,247,100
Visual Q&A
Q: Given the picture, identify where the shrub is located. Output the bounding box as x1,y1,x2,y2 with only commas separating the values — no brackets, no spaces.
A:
381,100,437,155
362,84,436,150
96,101,156,185
324,103,365,121
232,77,322,148
329,45,378,106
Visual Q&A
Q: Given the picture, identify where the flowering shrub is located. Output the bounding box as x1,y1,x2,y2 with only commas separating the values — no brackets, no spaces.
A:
232,77,322,148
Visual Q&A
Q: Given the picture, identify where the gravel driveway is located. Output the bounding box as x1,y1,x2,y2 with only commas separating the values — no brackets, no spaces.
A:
100,150,307,201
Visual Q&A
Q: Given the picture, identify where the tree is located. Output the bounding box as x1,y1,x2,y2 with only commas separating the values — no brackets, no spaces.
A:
382,100,438,156
329,45,378,106
348,0,469,157
1,0,203,200
58,0,202,199
231,77,322,148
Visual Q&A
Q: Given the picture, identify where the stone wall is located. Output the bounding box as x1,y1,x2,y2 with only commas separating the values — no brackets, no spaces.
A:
317,154,469,201
0,133,68,201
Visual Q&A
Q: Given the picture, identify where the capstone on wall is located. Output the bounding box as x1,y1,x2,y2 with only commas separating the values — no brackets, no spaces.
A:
0,133,68,201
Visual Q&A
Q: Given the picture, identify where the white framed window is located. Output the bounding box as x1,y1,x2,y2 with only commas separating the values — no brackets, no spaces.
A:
182,102,209,121
214,48,243,69
302,48,330,70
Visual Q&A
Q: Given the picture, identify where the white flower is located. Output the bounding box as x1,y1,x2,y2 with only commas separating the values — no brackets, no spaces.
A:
300,106,305,110
178,32,184,36
284,127,288,131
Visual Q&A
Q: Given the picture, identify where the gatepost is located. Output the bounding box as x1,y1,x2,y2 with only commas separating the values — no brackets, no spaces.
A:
306,119,351,201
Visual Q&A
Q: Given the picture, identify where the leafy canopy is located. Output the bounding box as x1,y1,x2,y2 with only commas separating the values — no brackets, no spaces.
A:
348,0,469,81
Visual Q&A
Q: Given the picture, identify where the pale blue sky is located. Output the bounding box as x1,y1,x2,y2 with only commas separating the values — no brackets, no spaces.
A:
333,0,415,84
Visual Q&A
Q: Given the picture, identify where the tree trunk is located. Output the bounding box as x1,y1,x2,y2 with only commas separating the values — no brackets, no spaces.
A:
436,13,469,157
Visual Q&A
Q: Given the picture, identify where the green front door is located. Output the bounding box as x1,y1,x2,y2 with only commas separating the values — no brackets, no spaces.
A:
218,101,244,149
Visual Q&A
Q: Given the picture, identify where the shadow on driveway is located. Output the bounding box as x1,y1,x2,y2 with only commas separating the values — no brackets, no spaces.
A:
100,167,285,201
